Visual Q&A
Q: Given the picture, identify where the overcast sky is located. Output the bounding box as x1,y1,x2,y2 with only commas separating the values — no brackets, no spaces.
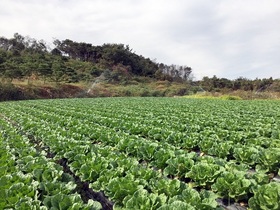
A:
1,0,280,80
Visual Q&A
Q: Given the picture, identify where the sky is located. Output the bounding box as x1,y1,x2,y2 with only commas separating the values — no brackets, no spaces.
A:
1,0,280,80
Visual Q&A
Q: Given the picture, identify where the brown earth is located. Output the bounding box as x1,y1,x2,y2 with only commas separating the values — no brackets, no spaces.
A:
0,83,86,101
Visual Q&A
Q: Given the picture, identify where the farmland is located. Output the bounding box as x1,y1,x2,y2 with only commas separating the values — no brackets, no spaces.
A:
0,97,280,209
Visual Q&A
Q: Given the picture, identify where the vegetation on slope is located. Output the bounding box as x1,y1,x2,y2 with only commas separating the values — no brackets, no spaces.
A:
0,33,279,100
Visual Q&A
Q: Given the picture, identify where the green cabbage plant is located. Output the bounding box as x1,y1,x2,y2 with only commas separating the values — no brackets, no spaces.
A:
248,182,280,210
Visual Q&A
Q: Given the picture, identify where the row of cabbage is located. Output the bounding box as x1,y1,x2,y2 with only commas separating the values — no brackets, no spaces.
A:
0,98,280,209
0,101,219,209
0,116,102,209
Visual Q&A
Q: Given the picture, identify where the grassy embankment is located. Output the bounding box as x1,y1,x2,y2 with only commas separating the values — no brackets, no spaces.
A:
1,78,280,101
0,78,190,101
183,91,280,100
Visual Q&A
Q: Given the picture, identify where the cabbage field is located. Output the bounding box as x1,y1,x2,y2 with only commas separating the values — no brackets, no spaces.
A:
0,98,280,210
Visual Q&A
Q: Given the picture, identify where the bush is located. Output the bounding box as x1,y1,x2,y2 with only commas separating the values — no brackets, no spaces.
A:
0,83,24,101
220,95,242,100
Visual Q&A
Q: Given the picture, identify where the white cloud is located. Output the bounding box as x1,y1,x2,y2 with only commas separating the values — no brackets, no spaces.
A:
0,0,279,79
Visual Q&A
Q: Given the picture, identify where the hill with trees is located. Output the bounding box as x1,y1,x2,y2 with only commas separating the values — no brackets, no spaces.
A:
0,33,279,100
0,33,192,84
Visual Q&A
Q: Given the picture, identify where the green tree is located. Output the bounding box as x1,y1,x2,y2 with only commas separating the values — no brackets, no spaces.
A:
2,60,23,82
0,49,8,65
9,33,25,54
19,53,41,84
65,67,79,83
200,76,214,91
233,77,253,91
51,58,66,83
38,62,52,83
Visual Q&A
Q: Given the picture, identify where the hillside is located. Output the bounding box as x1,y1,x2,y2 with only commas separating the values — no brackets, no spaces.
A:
0,33,192,84
1,33,280,101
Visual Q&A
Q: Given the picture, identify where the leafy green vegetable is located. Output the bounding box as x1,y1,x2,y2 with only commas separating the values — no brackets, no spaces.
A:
208,141,233,158
6,182,37,205
163,155,194,178
79,158,109,181
158,200,196,210
14,197,43,210
123,188,167,210
199,190,220,209
233,145,260,165
168,187,219,210
43,193,101,210
248,171,270,191
137,142,159,161
212,171,252,201
187,163,223,186
149,178,186,197
248,182,280,210
106,174,144,203
151,148,175,169
256,148,280,173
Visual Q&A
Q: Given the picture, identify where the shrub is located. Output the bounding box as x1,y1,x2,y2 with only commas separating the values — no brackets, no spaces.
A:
0,83,24,101
220,95,242,100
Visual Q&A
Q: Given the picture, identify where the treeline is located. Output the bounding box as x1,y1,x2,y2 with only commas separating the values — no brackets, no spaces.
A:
199,76,280,92
0,33,279,93
0,33,192,83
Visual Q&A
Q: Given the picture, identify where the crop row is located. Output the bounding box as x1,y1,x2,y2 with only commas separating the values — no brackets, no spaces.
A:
0,102,221,209
0,116,102,209
0,98,280,209
7,98,280,174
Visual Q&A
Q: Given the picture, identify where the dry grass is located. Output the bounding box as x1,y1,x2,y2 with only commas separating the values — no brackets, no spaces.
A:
5,78,280,100
184,91,280,100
